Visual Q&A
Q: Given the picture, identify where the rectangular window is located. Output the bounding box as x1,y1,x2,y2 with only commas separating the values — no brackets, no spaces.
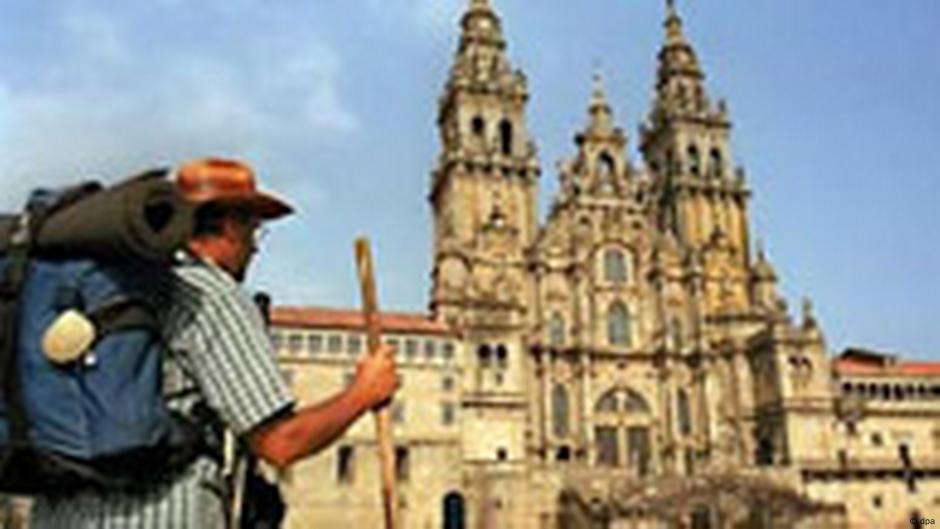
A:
404,339,418,359
442,342,455,361
595,426,619,467
442,402,456,426
385,337,400,355
424,339,436,360
442,376,455,392
270,331,285,351
395,446,410,482
677,390,692,436
347,335,362,355
392,401,406,424
337,445,354,484
307,334,323,354
287,334,304,354
627,427,651,476
328,334,343,353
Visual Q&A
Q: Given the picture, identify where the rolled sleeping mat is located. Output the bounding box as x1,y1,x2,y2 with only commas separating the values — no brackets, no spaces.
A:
0,170,195,263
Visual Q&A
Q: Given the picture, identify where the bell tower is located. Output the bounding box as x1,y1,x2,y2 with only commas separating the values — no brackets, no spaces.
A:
429,0,540,327
429,5,541,524
640,0,751,265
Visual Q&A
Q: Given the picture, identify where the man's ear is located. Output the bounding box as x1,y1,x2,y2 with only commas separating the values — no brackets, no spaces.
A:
219,216,241,242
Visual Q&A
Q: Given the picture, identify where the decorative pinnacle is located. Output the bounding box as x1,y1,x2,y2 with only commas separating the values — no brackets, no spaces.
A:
665,0,685,43
590,69,609,110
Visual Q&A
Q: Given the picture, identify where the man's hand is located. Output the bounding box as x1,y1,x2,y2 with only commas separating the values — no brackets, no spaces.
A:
351,343,398,410
250,343,398,469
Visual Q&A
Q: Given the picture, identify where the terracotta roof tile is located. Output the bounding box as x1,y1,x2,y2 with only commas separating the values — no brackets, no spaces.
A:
271,306,453,336
834,357,940,378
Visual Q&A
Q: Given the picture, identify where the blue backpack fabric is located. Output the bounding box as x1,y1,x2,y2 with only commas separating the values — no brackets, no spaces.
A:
0,183,205,494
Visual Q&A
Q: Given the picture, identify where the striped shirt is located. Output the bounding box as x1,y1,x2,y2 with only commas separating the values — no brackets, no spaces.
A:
31,258,295,529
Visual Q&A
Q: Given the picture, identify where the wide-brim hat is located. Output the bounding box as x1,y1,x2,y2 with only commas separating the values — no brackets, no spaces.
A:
175,157,294,220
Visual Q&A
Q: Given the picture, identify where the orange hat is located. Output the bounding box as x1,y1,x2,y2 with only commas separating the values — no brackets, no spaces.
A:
175,158,294,219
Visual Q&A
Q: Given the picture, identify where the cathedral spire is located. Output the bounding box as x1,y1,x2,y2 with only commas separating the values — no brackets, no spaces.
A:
587,70,614,134
654,0,706,115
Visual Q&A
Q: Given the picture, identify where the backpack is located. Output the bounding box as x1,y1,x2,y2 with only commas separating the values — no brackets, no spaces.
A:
0,171,207,493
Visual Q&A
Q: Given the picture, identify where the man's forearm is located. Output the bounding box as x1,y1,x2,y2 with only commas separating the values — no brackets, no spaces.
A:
251,386,373,468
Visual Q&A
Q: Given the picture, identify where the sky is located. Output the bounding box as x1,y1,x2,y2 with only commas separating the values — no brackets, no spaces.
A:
0,0,938,360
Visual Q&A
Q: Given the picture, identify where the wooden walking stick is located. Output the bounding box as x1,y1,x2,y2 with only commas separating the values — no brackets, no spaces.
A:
354,237,398,529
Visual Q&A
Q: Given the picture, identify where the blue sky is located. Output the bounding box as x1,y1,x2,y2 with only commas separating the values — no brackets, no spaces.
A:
1,1,938,359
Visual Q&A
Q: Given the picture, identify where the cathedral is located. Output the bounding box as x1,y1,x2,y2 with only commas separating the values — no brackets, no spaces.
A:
271,1,940,528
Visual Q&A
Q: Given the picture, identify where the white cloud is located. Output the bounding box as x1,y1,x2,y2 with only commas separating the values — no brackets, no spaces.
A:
0,7,359,210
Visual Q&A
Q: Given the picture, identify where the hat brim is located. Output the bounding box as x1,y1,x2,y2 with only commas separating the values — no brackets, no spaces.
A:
214,191,294,220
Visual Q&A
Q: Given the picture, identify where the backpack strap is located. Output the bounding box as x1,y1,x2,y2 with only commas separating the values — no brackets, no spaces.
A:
0,207,47,445
87,297,160,336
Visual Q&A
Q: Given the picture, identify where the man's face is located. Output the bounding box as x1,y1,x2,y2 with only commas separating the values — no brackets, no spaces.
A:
224,209,263,282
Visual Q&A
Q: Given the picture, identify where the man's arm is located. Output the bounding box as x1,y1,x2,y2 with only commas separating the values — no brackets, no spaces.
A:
249,344,397,469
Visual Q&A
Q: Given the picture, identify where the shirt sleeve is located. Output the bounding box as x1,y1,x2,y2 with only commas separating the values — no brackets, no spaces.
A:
186,283,295,436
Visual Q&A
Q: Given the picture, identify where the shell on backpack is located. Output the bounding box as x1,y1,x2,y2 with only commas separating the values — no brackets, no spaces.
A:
41,309,96,365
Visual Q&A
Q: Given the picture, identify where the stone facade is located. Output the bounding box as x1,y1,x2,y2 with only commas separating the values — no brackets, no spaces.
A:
269,1,940,528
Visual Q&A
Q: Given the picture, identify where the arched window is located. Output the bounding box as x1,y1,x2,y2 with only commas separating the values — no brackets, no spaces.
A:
688,145,701,176
593,388,651,470
623,389,650,413
596,392,618,413
595,388,649,415
548,312,566,346
598,152,615,177
471,116,485,137
499,119,513,155
709,148,723,179
552,384,570,438
443,491,466,529
604,249,627,283
607,302,631,347
597,152,616,193
495,344,508,366
478,344,491,366
677,389,692,436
